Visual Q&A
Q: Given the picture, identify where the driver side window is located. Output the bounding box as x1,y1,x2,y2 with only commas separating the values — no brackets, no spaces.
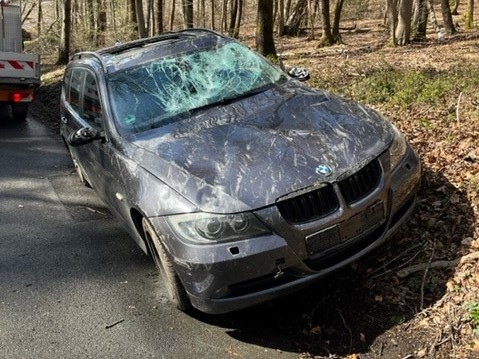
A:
67,68,103,130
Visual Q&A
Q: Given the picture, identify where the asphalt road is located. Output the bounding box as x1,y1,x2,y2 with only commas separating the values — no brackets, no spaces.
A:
0,114,300,359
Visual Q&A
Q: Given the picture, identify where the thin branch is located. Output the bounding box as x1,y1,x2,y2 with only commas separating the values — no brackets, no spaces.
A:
456,91,463,124
368,242,426,280
337,309,353,353
420,238,436,310
396,251,479,277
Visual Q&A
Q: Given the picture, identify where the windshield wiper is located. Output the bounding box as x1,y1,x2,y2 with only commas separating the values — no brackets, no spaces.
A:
188,83,276,116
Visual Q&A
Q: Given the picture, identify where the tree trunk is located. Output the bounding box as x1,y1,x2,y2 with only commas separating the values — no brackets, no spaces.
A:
109,0,116,35
211,0,215,29
147,0,153,35
129,0,138,38
233,0,243,38
37,0,42,37
86,0,95,42
395,0,414,45
319,0,334,46
331,0,345,42
256,0,277,59
169,0,176,31
283,0,307,36
57,0,71,65
221,0,227,32
464,0,474,29
308,0,315,39
386,0,397,45
440,0,456,34
200,0,206,27
229,0,239,36
413,0,428,41
277,0,285,35
156,0,164,34
135,0,147,37
97,0,107,46
182,0,193,28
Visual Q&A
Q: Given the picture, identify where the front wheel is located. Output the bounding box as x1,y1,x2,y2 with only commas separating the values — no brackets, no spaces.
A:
142,218,191,311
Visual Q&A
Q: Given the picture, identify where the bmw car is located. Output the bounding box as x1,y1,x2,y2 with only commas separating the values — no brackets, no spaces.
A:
60,29,421,314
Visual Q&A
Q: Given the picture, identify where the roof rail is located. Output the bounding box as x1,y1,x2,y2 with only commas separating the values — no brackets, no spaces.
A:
99,28,226,56
70,29,227,72
71,51,108,73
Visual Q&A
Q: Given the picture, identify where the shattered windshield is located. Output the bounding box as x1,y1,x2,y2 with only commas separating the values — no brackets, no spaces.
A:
107,41,286,132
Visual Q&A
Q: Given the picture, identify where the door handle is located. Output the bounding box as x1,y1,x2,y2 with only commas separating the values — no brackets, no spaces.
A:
61,116,68,124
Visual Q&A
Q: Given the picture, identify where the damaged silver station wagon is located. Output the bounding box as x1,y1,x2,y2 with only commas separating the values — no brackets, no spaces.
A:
60,29,421,314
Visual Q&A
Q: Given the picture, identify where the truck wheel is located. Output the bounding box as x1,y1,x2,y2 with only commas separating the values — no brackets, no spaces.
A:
12,104,28,121
142,218,191,312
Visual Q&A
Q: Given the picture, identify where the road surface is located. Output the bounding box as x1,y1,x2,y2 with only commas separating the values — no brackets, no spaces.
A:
0,114,299,359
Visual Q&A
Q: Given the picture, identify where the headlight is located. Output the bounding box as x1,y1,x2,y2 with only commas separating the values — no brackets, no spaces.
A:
389,123,407,171
166,212,271,244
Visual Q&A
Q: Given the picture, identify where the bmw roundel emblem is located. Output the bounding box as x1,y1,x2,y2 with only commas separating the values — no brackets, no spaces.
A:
315,164,332,176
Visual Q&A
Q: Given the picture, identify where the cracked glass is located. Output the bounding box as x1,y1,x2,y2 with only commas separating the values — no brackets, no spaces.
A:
107,41,286,132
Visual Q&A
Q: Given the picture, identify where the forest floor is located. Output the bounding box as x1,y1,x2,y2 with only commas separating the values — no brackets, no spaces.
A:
30,17,479,359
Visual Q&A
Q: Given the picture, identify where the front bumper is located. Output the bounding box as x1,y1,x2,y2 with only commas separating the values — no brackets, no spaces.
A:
150,144,421,314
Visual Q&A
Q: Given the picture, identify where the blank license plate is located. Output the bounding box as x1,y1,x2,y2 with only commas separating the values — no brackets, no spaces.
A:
306,201,384,255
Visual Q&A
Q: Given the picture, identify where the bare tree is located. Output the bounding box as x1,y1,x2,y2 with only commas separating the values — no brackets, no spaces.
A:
57,0,72,64
97,0,107,46
464,0,474,29
211,0,215,29
331,0,345,42
169,0,176,30
227,0,242,38
413,0,428,41
156,0,164,33
440,0,456,34
283,0,307,36
318,0,335,45
221,0,228,32
183,0,193,28
395,0,414,45
256,0,277,59
135,0,147,37
385,0,397,45
277,0,285,35
37,0,42,37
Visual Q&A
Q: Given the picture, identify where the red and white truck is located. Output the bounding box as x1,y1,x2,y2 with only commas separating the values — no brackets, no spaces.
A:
0,0,40,120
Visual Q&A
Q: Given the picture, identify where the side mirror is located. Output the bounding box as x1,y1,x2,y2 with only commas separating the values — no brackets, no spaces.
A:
287,67,310,82
67,127,104,147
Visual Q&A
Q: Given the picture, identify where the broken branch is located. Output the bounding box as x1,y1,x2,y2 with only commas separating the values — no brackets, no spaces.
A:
396,251,479,278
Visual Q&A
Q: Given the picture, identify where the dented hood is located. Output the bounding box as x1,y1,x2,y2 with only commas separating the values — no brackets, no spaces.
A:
130,82,393,213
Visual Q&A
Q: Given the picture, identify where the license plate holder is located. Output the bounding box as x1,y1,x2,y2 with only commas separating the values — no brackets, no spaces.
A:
305,201,384,256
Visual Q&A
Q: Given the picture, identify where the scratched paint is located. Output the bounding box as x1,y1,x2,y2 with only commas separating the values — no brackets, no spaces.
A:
61,29,421,314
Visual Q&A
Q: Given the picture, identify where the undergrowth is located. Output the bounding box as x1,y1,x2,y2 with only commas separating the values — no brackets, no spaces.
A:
310,65,479,122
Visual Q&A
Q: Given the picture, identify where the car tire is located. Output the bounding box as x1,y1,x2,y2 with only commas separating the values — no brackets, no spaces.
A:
12,103,28,121
142,218,191,311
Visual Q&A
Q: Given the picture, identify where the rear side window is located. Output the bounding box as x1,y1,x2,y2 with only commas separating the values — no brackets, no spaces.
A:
69,69,83,113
